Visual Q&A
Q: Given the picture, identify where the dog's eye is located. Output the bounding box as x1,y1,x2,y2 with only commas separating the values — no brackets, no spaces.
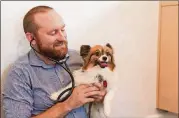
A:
95,51,100,56
106,52,110,56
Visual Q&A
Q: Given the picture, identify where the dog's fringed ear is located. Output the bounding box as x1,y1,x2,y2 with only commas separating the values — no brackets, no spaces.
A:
106,43,114,54
106,43,112,49
80,45,91,59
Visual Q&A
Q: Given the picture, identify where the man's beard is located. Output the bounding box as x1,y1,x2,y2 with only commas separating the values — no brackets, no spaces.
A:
36,39,68,61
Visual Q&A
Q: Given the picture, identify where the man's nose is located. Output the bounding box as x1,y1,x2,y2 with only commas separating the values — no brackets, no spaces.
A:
57,31,66,41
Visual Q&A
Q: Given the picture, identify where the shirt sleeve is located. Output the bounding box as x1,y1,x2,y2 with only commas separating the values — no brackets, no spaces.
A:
2,65,33,118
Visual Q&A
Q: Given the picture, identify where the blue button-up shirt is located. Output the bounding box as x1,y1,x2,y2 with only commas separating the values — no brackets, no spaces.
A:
2,49,88,118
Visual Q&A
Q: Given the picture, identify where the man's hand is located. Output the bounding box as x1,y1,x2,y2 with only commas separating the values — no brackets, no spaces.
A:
64,84,102,110
91,82,107,102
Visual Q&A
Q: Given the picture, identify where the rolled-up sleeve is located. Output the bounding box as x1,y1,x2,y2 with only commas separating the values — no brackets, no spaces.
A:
2,66,33,118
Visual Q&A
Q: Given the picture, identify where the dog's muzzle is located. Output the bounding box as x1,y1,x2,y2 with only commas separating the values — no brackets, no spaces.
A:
95,60,108,68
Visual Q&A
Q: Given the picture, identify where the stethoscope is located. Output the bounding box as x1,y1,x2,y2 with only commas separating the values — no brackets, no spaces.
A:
30,39,93,118
30,39,75,103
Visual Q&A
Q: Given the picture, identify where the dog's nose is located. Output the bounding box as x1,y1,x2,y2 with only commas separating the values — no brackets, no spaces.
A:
102,56,107,61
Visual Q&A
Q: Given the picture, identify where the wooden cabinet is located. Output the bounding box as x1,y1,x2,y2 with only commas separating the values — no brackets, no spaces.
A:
157,1,178,113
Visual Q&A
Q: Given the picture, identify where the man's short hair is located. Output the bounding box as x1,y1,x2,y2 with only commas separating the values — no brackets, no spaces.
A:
23,5,53,34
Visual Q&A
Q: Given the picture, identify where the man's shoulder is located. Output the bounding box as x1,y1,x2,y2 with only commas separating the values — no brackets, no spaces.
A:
3,52,31,90
67,49,84,70
68,49,82,62
68,49,80,57
9,52,31,74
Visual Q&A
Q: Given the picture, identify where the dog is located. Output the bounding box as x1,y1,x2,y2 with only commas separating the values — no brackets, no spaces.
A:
50,43,118,118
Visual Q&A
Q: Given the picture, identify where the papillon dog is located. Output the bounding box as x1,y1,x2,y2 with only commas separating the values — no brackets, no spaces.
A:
50,43,118,118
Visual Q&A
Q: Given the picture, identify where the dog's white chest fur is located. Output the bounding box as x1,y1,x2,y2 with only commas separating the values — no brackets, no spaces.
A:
73,66,115,91
75,67,117,118
50,66,117,118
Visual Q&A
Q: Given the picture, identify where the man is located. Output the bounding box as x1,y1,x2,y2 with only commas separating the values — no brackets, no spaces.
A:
2,6,106,118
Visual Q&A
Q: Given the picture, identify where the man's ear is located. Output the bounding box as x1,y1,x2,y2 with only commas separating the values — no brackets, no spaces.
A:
80,45,91,59
25,32,36,45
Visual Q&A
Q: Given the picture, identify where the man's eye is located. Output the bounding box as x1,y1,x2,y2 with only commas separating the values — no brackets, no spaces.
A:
61,28,65,32
51,30,57,35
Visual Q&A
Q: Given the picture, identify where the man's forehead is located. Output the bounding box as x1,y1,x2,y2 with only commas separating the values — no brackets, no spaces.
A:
34,10,64,29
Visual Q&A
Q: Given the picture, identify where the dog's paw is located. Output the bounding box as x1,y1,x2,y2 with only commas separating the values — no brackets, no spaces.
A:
104,102,111,117
104,90,115,116
50,92,59,101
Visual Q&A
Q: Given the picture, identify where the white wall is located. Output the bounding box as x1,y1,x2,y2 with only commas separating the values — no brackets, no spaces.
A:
1,1,160,117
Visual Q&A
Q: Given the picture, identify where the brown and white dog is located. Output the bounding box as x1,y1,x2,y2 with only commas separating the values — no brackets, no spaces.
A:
50,43,118,118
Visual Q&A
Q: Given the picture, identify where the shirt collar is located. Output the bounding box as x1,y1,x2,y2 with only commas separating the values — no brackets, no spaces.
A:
28,49,70,69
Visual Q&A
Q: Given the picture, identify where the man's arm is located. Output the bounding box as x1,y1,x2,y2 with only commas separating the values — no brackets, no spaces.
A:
2,66,73,118
3,66,102,118
32,84,102,118
31,101,71,118
3,67,34,118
